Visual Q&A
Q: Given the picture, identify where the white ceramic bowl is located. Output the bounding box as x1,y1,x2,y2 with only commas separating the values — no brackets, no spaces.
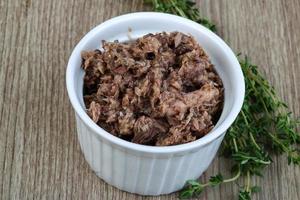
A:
66,12,245,196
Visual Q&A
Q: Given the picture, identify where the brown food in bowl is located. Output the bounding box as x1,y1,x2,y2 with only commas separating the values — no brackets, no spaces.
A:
81,32,224,146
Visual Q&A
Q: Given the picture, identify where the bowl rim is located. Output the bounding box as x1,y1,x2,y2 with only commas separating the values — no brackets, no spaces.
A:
66,12,245,154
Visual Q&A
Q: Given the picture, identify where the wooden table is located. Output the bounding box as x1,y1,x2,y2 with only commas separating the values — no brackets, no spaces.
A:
1,0,299,199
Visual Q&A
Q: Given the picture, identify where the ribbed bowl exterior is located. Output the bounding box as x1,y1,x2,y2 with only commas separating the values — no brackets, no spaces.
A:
67,13,244,196
76,114,225,195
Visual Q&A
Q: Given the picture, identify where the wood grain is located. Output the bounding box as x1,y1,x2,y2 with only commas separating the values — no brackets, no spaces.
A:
0,0,299,199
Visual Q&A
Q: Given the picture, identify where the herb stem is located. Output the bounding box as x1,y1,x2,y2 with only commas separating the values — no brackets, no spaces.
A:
241,110,262,150
223,169,241,183
170,0,188,18
257,159,271,165
202,182,210,187
246,171,251,192
241,110,250,126
267,132,290,153
200,168,241,187
233,138,239,152
249,132,261,150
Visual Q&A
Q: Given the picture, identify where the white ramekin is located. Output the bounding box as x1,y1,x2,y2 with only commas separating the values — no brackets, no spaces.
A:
66,12,245,196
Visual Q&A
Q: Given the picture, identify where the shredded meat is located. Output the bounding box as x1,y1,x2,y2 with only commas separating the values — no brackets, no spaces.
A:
82,32,224,146
132,116,168,145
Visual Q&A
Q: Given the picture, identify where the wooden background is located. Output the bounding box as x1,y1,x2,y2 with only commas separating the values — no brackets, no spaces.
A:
0,0,299,199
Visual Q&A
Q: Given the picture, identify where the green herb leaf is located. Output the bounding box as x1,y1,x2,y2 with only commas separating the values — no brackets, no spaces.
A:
239,190,251,200
250,186,261,193
209,174,223,186
180,180,204,199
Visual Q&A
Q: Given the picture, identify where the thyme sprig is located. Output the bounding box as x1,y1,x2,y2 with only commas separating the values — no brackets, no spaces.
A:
144,0,300,199
145,0,216,32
